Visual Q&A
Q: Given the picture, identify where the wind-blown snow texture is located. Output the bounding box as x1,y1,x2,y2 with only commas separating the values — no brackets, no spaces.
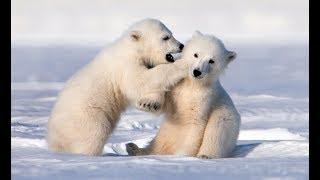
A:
12,45,308,179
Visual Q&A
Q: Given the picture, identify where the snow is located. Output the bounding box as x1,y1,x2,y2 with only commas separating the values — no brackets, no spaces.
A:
11,43,308,179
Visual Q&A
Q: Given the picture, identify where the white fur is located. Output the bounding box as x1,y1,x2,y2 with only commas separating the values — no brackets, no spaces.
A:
46,19,188,156
126,31,240,158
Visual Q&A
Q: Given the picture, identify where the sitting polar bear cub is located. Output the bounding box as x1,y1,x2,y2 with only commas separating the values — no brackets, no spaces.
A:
126,31,241,158
47,19,189,156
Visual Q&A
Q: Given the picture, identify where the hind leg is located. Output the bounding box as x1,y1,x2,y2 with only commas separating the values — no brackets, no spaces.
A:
197,109,240,159
69,138,106,156
48,124,110,156
47,110,118,156
73,116,118,156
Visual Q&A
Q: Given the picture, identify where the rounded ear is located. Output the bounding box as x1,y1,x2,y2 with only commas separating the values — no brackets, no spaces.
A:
130,30,142,41
227,51,237,61
192,30,203,39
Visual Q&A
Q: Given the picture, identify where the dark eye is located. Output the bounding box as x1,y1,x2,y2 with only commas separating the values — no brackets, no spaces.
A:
194,53,198,58
209,59,215,64
162,36,170,41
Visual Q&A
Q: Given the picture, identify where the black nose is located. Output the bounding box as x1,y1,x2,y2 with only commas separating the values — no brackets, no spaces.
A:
179,44,184,50
193,69,202,77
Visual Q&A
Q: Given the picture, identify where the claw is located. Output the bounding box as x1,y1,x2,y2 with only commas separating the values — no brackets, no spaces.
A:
138,99,162,112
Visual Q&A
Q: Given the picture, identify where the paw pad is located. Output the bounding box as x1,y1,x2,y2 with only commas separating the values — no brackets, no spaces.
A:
126,143,139,156
198,155,210,159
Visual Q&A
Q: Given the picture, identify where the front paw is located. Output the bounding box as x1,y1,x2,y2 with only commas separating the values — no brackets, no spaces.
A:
137,99,162,112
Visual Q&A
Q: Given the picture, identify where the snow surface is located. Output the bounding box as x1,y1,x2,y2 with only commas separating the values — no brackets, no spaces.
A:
11,45,308,179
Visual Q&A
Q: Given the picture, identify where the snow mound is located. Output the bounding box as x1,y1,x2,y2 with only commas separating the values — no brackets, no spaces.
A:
239,128,306,141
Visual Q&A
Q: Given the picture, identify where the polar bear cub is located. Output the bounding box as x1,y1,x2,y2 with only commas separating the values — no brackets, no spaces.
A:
47,19,189,156
126,31,241,158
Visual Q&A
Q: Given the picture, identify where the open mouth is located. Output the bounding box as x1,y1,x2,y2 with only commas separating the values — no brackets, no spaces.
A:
165,54,175,62
193,75,203,79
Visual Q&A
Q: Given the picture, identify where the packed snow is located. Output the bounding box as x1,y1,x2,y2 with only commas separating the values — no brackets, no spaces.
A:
11,44,308,179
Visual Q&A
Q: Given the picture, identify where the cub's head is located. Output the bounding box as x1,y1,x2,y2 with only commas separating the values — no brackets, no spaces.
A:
182,31,236,83
126,18,184,66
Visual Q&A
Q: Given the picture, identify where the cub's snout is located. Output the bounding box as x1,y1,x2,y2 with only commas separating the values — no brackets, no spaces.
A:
166,43,184,63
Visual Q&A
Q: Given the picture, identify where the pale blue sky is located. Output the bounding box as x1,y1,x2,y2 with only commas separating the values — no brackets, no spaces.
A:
12,0,309,45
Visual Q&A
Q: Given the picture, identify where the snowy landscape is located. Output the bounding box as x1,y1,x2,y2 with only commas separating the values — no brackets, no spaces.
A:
12,0,308,179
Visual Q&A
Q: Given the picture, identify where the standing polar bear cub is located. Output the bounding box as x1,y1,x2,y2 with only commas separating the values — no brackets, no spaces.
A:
47,19,189,156
126,31,241,158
